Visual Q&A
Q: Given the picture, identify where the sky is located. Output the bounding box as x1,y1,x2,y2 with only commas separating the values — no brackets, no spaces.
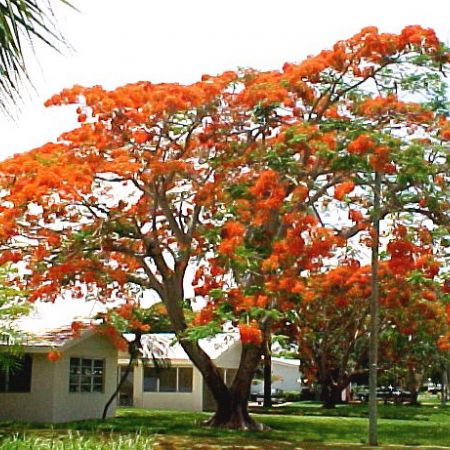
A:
1,0,450,160
4,0,450,330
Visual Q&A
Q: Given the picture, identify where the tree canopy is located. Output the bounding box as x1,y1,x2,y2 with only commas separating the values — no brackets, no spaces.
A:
0,25,449,429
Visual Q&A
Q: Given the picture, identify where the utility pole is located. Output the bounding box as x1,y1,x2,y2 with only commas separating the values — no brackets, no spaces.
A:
442,364,448,406
369,171,381,446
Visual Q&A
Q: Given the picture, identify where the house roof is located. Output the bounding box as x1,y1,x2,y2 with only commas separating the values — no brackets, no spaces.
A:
0,323,95,353
22,326,81,348
16,298,107,333
122,332,240,363
271,357,301,367
121,333,300,368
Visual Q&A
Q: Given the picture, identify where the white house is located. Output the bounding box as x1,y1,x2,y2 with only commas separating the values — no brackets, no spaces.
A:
250,357,302,397
118,333,302,412
0,327,118,423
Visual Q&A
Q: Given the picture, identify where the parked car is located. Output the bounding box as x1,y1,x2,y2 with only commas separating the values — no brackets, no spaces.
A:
356,386,414,404
250,388,286,404
427,383,441,394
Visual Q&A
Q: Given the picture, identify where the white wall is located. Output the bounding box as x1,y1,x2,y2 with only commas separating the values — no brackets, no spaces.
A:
251,361,302,395
0,353,55,422
52,334,118,422
0,333,118,423
213,342,242,369
133,363,204,412
272,362,301,392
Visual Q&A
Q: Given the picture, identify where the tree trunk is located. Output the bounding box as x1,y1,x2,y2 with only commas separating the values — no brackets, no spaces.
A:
163,288,231,403
181,336,261,430
406,367,421,405
263,330,272,408
102,334,141,420
204,344,265,430
203,394,262,430
162,283,264,429
318,352,343,409
447,367,450,403
320,382,342,409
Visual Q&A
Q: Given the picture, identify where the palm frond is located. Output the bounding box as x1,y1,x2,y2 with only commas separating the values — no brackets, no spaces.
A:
0,0,76,115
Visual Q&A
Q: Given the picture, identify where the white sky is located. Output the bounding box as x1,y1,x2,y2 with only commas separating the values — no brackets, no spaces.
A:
1,0,450,159
3,0,450,329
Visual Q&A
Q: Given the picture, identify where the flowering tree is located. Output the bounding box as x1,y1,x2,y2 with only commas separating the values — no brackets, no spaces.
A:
291,255,447,408
192,24,449,425
0,25,449,429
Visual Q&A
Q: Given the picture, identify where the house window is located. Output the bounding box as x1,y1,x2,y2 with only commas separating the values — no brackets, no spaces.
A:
143,367,193,393
178,368,193,392
143,367,158,392
0,354,32,393
159,367,177,392
69,358,104,393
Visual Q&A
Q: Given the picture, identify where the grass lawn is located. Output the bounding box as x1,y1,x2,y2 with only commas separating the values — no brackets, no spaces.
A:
1,398,450,449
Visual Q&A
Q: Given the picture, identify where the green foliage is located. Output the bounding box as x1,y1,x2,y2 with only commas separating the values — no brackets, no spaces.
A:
107,312,130,334
183,321,222,341
0,264,29,369
137,304,173,333
282,391,302,402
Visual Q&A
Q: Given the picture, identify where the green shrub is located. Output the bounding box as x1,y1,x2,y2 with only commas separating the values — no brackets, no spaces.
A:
283,391,302,402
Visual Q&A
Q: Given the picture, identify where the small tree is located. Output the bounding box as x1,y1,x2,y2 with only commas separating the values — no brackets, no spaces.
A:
291,256,446,409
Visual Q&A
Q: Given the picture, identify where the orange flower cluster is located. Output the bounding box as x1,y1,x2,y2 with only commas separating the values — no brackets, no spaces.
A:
71,321,84,338
193,304,215,325
226,290,270,313
45,71,238,118
302,259,443,342
306,264,371,305
356,95,434,124
248,170,286,226
346,134,396,173
100,325,128,352
347,134,376,155
238,71,290,108
438,334,450,351
439,119,450,141
369,146,396,173
0,250,22,266
218,221,246,256
414,255,440,279
234,25,444,113
387,239,417,275
349,209,364,223
238,323,263,345
334,181,355,200
47,350,62,362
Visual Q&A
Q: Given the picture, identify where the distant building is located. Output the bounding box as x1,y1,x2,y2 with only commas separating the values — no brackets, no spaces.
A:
250,357,302,397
